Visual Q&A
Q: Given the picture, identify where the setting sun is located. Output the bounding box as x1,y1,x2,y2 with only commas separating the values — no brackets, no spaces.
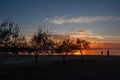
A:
70,50,84,55
73,51,80,55
72,50,87,55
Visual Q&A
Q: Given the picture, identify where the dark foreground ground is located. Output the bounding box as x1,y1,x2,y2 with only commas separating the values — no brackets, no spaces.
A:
0,55,120,80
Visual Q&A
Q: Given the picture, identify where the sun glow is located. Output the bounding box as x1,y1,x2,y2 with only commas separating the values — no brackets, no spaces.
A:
73,51,80,55
72,50,87,55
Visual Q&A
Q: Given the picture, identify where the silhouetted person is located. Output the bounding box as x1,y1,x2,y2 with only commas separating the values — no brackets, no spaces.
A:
101,51,103,56
107,50,110,57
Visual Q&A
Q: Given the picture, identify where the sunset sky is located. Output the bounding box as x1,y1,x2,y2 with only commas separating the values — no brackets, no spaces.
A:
1,0,120,49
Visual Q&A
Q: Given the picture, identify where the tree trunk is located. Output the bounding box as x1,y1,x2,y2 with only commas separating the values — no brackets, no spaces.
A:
35,51,38,66
80,50,83,60
62,52,67,63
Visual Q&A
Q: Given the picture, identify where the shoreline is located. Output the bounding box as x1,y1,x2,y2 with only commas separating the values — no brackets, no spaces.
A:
0,54,120,64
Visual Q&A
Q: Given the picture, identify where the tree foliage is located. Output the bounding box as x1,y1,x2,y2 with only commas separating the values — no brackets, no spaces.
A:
31,26,55,54
0,19,20,47
0,19,91,55
56,38,90,56
75,38,90,55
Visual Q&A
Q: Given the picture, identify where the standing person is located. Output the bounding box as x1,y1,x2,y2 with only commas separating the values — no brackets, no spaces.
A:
107,50,110,57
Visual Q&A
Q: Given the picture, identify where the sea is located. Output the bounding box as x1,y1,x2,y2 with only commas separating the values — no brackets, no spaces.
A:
0,49,120,64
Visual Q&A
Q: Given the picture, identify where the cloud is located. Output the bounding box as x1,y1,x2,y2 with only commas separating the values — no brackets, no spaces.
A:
48,29,120,49
51,30,120,49
64,29,120,44
68,29,93,35
84,36,120,44
66,29,93,39
43,16,120,24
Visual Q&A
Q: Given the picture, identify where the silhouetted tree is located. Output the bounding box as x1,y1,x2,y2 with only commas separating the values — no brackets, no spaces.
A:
57,39,74,61
11,35,27,48
31,26,53,65
0,19,29,54
31,27,52,52
63,39,73,55
75,38,90,60
107,50,110,57
54,41,64,55
0,18,20,47
44,38,55,55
